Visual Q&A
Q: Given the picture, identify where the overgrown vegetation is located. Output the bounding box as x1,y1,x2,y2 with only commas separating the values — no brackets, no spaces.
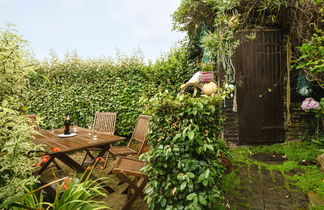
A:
142,93,229,209
172,0,323,89
296,28,324,88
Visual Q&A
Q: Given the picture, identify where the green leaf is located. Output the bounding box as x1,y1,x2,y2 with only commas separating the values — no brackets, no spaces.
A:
180,181,187,191
161,198,167,207
187,172,195,178
197,102,203,109
205,169,210,179
199,196,207,205
177,173,184,181
186,193,197,201
205,144,214,151
188,130,195,140
198,173,205,183
173,133,182,141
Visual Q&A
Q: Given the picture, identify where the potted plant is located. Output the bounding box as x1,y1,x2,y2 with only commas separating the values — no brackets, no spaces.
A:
199,62,214,83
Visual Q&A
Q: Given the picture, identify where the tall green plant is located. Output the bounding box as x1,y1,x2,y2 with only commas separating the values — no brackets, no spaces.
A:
142,93,229,209
296,28,324,87
0,24,34,111
0,107,41,203
2,169,109,210
0,25,41,204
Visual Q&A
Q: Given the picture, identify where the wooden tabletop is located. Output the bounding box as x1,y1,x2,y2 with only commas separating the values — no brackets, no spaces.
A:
32,127,126,154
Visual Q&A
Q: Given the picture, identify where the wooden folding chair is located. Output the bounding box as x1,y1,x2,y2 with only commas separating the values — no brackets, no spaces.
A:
81,112,117,167
111,157,148,210
109,115,151,158
25,114,40,131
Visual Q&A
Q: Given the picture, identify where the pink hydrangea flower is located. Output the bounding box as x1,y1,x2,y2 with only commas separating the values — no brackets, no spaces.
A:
301,97,320,111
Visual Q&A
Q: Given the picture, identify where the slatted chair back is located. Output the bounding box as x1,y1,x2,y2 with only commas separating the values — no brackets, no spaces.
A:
92,112,116,135
25,114,40,131
127,115,151,155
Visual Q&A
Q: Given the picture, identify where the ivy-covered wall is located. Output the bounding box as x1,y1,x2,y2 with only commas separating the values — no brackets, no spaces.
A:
27,46,195,136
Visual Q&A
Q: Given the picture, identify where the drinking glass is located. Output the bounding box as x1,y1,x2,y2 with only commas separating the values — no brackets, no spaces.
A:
88,124,92,135
73,121,78,133
92,130,97,141
50,120,55,133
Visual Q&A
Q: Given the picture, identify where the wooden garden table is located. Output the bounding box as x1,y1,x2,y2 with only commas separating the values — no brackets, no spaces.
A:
31,127,126,192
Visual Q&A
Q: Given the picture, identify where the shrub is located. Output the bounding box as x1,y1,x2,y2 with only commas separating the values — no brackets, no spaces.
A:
0,25,41,204
0,107,41,203
142,93,229,209
147,44,196,95
0,24,34,111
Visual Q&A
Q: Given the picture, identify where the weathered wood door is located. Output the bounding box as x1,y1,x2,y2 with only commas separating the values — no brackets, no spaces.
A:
234,29,285,143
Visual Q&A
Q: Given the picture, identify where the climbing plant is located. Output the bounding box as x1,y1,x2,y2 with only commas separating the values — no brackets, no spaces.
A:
172,0,323,86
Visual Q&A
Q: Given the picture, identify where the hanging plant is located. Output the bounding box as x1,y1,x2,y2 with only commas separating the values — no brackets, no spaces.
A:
198,63,214,83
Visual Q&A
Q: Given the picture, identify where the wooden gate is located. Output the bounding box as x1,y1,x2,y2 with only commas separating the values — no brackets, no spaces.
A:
234,29,286,143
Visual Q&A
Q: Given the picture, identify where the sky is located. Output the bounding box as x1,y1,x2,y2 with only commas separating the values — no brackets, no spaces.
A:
0,0,185,61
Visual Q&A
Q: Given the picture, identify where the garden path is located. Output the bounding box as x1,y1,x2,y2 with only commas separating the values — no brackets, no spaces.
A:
225,161,309,210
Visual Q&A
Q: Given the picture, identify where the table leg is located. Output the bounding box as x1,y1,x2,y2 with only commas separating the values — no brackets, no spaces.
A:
55,153,85,173
91,144,111,166
35,155,55,175
55,153,115,193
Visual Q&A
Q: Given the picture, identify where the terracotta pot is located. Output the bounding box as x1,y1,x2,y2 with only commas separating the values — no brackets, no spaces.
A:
199,71,214,83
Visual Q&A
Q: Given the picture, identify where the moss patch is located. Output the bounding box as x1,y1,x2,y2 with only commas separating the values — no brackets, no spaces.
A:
222,141,324,208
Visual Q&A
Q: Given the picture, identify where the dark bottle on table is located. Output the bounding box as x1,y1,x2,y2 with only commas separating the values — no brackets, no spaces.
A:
63,115,71,135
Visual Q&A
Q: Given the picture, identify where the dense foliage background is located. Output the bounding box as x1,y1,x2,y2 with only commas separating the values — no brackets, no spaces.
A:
142,93,229,209
27,45,195,136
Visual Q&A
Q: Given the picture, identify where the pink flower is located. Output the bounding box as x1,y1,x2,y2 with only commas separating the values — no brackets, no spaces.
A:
301,98,320,111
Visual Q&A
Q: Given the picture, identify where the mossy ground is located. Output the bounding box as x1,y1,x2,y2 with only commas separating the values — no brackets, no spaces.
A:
222,141,324,209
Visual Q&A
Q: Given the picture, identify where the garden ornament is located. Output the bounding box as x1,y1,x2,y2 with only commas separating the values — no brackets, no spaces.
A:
202,82,217,96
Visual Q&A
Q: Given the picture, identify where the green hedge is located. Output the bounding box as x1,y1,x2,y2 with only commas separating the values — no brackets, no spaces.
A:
27,46,195,136
142,93,229,209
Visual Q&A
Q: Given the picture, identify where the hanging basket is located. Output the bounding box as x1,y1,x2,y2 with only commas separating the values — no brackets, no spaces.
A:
199,71,214,83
